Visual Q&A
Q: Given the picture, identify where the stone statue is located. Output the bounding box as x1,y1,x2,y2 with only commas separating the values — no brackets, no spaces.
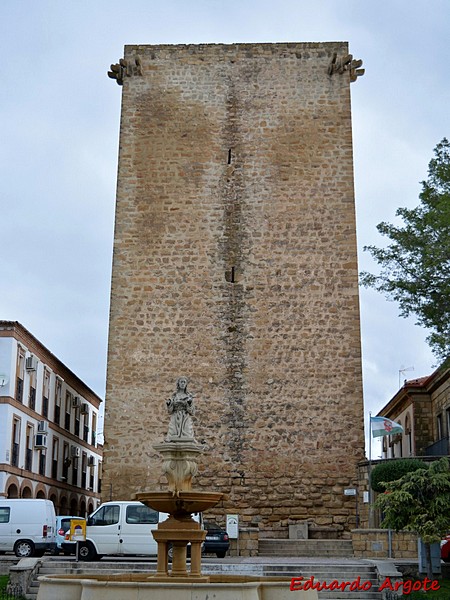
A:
166,377,195,442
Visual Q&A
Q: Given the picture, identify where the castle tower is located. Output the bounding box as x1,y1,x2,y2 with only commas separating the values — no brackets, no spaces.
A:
103,43,365,538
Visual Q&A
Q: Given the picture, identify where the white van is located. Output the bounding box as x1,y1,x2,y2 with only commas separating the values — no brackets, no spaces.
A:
0,499,56,557
60,501,166,560
64,501,200,561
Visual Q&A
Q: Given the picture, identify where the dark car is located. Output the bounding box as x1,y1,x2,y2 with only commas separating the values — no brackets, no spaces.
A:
203,522,229,558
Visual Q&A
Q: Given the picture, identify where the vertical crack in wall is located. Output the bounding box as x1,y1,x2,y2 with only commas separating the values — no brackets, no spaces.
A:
220,77,247,473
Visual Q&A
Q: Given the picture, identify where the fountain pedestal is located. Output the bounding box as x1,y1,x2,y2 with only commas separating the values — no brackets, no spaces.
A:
135,490,224,581
152,516,207,580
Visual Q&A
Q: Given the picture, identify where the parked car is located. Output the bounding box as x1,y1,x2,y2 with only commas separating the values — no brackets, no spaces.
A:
0,499,56,557
62,501,170,560
441,535,450,562
55,516,85,555
203,522,229,558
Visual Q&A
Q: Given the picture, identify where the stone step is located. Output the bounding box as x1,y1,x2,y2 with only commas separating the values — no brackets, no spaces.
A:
259,539,354,557
28,558,382,600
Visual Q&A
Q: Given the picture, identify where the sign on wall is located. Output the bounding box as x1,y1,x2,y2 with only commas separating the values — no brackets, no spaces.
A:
226,514,239,539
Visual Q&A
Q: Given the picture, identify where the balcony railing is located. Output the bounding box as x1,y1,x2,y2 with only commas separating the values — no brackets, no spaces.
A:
424,437,449,457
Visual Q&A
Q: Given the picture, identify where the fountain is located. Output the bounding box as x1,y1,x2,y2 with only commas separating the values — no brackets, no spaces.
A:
37,378,318,599
135,376,223,581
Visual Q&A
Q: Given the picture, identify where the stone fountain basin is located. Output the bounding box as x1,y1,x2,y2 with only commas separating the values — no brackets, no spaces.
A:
135,490,224,515
37,573,319,600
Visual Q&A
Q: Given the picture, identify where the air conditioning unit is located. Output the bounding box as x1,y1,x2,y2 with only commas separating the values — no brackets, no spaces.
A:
71,446,81,458
81,403,89,414
34,434,47,449
37,420,48,433
88,456,96,467
72,396,81,408
26,357,37,371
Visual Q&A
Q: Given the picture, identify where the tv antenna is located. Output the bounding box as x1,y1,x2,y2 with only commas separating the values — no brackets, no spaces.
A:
399,365,414,388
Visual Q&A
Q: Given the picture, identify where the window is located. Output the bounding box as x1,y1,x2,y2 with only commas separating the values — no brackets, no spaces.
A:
25,424,34,471
0,508,10,523
405,414,412,456
11,418,21,467
52,438,59,479
54,378,62,425
126,505,158,524
39,450,46,476
65,392,72,431
72,457,78,487
29,387,36,411
81,453,87,489
29,369,36,411
91,413,97,447
437,414,443,440
89,504,119,526
42,369,50,418
62,443,70,480
16,349,25,403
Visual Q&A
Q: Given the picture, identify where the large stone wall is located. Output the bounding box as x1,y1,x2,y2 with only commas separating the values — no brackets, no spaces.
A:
103,42,365,536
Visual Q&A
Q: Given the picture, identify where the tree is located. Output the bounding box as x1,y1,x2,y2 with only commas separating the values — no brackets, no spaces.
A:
360,138,450,363
371,458,427,493
375,457,450,579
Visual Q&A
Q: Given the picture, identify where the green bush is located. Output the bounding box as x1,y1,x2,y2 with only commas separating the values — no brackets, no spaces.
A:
371,458,428,492
0,575,9,591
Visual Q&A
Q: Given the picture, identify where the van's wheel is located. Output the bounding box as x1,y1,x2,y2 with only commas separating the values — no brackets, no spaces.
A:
167,544,173,561
78,542,97,561
14,540,34,558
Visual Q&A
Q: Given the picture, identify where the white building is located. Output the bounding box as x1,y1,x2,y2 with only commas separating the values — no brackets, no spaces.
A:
0,321,102,516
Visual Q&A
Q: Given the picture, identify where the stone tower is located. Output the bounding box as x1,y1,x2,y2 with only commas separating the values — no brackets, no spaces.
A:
103,42,365,539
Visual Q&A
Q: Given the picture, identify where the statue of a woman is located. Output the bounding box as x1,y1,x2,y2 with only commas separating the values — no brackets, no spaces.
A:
165,377,196,442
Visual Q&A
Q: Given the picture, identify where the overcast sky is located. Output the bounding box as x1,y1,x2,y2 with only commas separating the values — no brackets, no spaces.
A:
1,1,448,455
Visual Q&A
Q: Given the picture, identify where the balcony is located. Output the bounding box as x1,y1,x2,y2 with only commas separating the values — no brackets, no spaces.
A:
424,437,449,457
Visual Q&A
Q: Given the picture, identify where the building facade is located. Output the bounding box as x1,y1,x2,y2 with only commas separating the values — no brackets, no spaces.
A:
0,321,102,516
104,42,365,537
377,365,450,460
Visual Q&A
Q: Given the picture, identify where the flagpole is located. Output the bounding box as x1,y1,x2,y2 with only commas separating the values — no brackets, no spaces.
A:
368,412,374,527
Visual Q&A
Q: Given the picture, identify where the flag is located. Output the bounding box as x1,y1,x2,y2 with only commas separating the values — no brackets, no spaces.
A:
370,416,403,438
